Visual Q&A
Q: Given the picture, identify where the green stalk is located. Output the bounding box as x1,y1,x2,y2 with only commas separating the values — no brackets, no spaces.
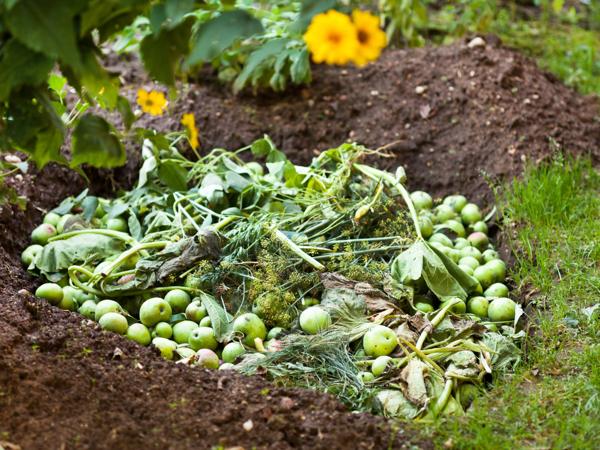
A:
98,241,169,280
48,229,136,244
416,298,462,350
68,266,105,297
273,229,325,271
432,378,454,417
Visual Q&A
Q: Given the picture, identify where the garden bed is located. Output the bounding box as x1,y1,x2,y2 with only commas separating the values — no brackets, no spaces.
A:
0,39,598,450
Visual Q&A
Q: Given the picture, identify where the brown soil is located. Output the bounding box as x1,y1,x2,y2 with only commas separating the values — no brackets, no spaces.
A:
1,38,599,450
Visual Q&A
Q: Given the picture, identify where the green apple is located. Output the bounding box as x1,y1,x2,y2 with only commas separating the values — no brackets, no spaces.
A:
371,355,392,377
358,371,375,383
185,299,207,322
106,217,128,232
94,299,123,321
196,349,219,369
99,312,128,335
153,321,173,339
471,221,488,234
188,326,218,351
57,290,78,311
453,237,470,250
482,249,499,263
488,298,517,322
43,212,61,227
31,224,57,245
458,265,474,276
21,244,43,266
363,325,398,357
267,327,284,340
467,296,489,319
458,256,480,270
164,289,191,314
299,306,332,335
35,283,63,305
78,300,97,320
415,302,434,313
139,297,172,327
484,282,509,298
232,313,267,347
429,233,453,248
410,191,433,211
176,347,196,359
222,341,246,363
460,246,483,262
219,363,236,371
126,323,151,345
199,316,212,327
435,204,456,223
152,337,177,360
461,203,482,225
468,232,489,251
486,259,507,282
172,320,198,344
443,194,468,213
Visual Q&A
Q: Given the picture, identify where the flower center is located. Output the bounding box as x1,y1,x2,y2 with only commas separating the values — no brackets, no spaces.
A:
145,99,155,107
327,32,342,44
357,29,369,44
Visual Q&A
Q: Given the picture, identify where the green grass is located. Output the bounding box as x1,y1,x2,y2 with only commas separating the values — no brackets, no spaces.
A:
426,156,600,449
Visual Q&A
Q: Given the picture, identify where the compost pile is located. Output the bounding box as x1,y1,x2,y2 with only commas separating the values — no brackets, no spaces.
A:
23,136,523,419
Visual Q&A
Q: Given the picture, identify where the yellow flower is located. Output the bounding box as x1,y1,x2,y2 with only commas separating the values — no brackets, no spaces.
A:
181,113,199,150
137,89,168,116
303,10,358,66
351,10,387,67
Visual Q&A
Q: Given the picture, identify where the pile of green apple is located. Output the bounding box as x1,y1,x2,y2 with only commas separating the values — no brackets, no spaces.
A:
409,191,517,325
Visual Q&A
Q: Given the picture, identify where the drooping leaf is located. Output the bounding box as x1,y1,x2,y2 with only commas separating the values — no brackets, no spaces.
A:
7,89,66,168
127,210,143,241
390,241,424,283
186,10,263,66
140,17,193,85
5,0,85,69
71,114,125,168
103,230,221,294
149,0,194,33
0,39,54,101
158,160,188,191
81,196,99,221
33,234,126,276
117,95,136,130
200,293,233,342
233,38,289,93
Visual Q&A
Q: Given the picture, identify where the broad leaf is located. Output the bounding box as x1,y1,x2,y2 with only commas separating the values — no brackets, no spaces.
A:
158,160,188,191
71,114,125,168
140,17,193,85
5,0,85,69
291,0,338,33
186,10,263,66
233,38,289,93
0,39,54,101
149,0,194,33
33,234,126,276
421,243,467,300
200,294,233,342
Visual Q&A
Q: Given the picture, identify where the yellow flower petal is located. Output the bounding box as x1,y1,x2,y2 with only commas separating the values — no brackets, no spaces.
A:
137,89,168,116
303,10,359,66
351,10,387,67
181,113,199,150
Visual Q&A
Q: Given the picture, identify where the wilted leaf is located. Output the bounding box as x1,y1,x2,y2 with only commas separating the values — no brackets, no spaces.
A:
71,114,125,168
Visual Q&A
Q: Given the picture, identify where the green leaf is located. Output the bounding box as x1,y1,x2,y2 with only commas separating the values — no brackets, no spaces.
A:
149,0,194,33
81,196,99,221
71,114,125,168
127,210,143,241
5,0,86,69
79,0,148,37
290,48,311,84
33,234,126,277
201,294,233,342
428,243,479,294
117,95,136,129
233,38,289,93
158,160,188,191
7,89,66,168
421,243,468,300
140,17,193,85
0,39,54,101
390,241,424,283
225,171,251,192
250,136,276,157
186,10,263,67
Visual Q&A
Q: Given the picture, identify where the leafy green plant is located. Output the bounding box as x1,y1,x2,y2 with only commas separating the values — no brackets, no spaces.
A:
0,0,263,172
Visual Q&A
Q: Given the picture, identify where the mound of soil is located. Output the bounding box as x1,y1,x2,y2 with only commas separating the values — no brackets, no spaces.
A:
119,36,599,203
1,38,599,449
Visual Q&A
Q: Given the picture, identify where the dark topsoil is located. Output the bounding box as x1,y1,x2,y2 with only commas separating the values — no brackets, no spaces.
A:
1,38,599,450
